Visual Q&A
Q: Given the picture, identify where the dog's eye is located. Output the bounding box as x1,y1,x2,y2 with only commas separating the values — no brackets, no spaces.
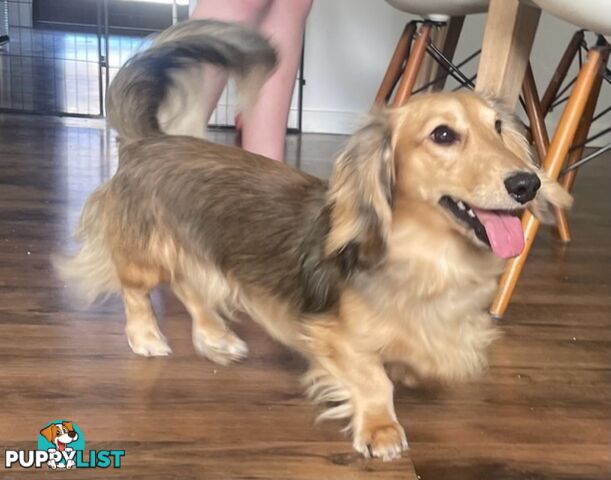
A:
495,119,502,135
430,125,458,145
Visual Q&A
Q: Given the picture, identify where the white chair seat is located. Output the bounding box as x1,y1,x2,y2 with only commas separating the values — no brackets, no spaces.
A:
530,0,611,36
385,0,489,22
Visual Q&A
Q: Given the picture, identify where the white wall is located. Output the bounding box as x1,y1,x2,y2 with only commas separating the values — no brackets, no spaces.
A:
301,0,610,141
301,0,406,133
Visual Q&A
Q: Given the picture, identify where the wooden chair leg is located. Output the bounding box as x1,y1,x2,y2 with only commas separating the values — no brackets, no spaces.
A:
553,191,572,243
560,84,604,192
374,22,417,106
523,63,550,161
413,24,444,93
412,16,465,93
555,46,609,242
490,48,604,318
523,63,572,242
392,22,432,107
524,34,606,243
431,16,465,91
540,30,584,115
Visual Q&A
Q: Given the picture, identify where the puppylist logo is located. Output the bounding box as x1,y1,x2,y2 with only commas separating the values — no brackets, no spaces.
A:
4,420,125,470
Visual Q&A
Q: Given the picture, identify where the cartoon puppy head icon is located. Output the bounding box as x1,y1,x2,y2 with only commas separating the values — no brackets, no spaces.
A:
40,422,79,451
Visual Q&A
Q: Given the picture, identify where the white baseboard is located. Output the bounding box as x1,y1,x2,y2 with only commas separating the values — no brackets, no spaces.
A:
301,109,362,135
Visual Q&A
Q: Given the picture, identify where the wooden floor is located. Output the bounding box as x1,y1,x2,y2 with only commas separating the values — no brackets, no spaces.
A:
0,114,609,479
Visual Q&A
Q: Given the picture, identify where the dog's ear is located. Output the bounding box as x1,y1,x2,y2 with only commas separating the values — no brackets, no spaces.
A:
325,110,395,271
529,171,573,224
40,425,56,442
63,422,74,432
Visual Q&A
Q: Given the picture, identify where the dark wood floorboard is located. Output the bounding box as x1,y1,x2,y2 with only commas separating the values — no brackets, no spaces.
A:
0,115,609,479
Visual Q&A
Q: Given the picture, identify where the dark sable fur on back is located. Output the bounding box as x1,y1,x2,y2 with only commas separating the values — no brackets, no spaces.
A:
99,19,400,314
106,113,398,314
115,137,349,313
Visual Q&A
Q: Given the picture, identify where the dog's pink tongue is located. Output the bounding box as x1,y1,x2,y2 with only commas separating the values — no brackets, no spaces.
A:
473,208,524,259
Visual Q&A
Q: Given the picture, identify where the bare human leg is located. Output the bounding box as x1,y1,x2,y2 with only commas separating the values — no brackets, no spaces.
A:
191,0,312,161
240,0,313,161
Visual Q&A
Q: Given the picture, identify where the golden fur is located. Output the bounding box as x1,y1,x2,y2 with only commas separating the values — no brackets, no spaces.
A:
55,20,572,461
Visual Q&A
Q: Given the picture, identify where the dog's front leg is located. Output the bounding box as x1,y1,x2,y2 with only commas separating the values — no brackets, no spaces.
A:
306,323,407,461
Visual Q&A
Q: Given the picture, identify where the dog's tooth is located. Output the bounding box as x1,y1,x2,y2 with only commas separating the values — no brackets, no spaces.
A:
457,201,466,210
467,209,476,218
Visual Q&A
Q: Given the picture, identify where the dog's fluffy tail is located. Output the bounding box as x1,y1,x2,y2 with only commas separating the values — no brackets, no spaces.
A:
106,19,277,142
53,186,121,305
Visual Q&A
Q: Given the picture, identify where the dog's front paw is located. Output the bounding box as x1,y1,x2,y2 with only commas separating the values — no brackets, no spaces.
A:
126,324,172,357
353,421,408,461
193,329,248,365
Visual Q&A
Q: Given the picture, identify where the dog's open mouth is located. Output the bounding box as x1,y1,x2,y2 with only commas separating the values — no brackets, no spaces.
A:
439,196,524,259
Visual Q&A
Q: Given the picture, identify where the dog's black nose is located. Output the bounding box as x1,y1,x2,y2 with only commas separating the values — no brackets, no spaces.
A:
68,431,77,438
504,172,540,204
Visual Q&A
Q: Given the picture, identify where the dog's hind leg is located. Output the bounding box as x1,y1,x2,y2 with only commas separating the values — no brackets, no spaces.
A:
122,286,172,357
171,280,248,365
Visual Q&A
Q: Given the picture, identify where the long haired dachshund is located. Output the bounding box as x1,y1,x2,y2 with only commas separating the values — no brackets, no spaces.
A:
56,20,572,460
